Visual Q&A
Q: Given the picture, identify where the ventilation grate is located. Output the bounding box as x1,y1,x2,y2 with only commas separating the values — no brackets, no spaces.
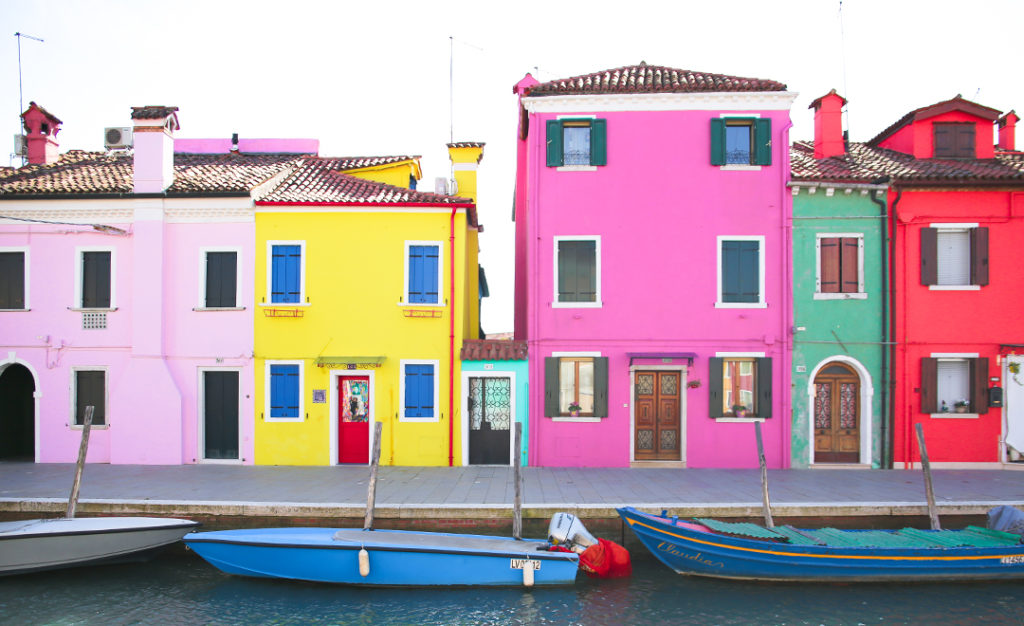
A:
83,311,107,329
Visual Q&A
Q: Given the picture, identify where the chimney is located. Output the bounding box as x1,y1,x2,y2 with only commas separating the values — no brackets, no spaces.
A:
447,142,485,203
998,110,1018,151
21,102,62,166
131,106,180,193
809,89,847,159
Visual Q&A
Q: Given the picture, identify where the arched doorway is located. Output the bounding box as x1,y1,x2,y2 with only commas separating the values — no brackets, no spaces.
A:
0,363,35,460
813,362,860,463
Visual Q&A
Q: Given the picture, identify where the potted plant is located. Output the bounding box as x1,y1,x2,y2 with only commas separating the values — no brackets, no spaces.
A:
954,399,970,414
567,402,582,417
732,404,747,417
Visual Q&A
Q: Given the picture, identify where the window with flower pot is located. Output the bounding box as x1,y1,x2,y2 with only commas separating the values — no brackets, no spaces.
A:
708,356,772,418
544,355,608,419
921,356,989,416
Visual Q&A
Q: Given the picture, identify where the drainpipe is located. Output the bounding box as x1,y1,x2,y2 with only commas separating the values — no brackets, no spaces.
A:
890,186,903,467
869,179,891,468
449,205,457,466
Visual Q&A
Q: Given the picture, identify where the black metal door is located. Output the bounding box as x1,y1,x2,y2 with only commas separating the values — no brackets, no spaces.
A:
468,377,511,465
204,371,239,460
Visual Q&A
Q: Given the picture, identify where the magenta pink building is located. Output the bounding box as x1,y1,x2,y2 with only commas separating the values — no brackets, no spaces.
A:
0,104,311,464
513,63,797,468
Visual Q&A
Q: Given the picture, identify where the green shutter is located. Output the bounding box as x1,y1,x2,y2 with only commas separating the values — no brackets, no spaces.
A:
590,119,607,166
546,120,563,167
708,357,724,417
710,118,725,166
754,118,772,165
756,358,772,418
593,357,609,417
544,357,560,416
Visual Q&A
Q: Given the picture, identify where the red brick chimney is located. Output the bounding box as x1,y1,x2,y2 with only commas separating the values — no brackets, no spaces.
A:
809,89,847,159
21,102,62,165
998,110,1018,151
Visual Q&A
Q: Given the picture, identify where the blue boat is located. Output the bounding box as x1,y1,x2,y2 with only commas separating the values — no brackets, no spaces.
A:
184,526,580,587
618,507,1024,582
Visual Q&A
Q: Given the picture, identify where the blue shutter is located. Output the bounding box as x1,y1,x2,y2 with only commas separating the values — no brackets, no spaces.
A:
722,241,759,303
271,245,301,304
405,364,435,418
270,364,299,418
408,245,439,304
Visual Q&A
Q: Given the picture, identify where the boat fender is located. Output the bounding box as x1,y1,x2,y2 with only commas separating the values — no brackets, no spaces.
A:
358,547,370,577
522,560,534,587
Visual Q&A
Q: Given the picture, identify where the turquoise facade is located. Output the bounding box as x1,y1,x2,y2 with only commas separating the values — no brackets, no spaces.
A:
461,359,529,467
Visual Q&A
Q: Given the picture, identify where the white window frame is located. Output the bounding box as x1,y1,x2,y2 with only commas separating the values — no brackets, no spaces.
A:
74,246,117,310
930,352,980,419
929,223,980,291
70,366,108,429
264,359,304,422
198,367,243,463
0,246,29,310
550,351,603,423
814,233,867,300
552,236,602,308
715,235,766,308
399,359,440,422
263,240,308,306
197,247,243,310
401,240,444,307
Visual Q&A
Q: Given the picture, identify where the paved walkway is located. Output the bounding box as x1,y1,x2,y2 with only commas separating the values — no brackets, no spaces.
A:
2,463,1022,520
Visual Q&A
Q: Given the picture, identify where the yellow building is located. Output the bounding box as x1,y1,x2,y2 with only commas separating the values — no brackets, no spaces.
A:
252,146,484,466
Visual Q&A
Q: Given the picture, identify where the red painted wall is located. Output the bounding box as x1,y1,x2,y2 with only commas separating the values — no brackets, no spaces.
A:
891,189,1024,465
879,112,996,159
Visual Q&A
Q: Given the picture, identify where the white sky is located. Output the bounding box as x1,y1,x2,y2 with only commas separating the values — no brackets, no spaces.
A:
3,0,1021,333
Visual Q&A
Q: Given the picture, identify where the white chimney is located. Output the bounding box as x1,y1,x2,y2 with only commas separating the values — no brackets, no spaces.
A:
131,106,180,193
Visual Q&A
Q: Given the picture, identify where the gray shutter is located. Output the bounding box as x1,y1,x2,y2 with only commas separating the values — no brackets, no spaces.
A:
970,227,989,286
544,357,560,417
593,357,609,417
971,357,990,415
920,228,938,286
708,357,724,417
921,358,938,413
756,358,773,418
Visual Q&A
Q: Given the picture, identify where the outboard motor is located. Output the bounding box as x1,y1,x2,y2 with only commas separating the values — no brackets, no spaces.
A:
548,512,598,553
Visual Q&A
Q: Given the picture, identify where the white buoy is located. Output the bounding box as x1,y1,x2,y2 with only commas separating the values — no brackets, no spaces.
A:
358,548,370,577
522,560,535,587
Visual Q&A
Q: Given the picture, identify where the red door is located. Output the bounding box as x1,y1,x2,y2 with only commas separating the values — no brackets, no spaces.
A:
338,376,370,464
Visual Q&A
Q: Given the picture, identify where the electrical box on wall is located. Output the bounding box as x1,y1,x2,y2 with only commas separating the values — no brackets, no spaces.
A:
989,386,1004,408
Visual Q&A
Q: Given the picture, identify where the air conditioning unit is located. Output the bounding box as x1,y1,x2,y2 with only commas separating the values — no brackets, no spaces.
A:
13,134,26,156
104,127,133,150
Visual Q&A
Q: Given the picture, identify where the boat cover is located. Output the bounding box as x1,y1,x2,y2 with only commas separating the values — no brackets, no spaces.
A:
988,505,1024,538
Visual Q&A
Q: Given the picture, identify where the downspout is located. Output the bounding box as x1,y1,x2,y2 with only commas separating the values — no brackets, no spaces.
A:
891,186,904,467
779,118,794,468
448,205,457,466
869,180,891,468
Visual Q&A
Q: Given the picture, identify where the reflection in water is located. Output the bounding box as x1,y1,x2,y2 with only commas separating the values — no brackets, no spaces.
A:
1,550,1022,625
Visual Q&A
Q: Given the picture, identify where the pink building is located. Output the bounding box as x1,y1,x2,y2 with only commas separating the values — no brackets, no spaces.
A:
0,105,309,464
513,63,797,468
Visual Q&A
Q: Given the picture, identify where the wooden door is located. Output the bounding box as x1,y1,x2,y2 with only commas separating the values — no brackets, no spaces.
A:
338,376,370,464
468,376,511,465
203,371,239,460
634,371,681,461
813,363,860,463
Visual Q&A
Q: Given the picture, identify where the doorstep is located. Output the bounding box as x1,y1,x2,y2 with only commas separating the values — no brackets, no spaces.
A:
630,461,686,469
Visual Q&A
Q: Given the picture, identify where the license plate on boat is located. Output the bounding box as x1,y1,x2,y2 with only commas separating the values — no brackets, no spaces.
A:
1001,556,1024,564
510,559,541,570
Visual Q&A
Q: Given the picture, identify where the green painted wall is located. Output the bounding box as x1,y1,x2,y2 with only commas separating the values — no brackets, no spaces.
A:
791,185,888,468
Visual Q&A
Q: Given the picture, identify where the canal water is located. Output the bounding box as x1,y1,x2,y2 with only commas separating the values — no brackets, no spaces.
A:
2,549,1022,625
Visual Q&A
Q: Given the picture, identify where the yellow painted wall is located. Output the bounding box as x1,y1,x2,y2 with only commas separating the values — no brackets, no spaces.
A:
344,159,422,189
253,207,476,466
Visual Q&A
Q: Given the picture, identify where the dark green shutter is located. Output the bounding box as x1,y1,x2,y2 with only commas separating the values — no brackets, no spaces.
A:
590,119,607,166
544,357,560,416
754,118,772,165
593,357,609,417
546,120,563,167
920,358,938,413
756,358,772,418
708,357,724,417
710,118,725,165
920,228,938,286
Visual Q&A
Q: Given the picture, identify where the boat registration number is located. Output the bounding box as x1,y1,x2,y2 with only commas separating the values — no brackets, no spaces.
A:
1001,556,1024,565
510,559,541,570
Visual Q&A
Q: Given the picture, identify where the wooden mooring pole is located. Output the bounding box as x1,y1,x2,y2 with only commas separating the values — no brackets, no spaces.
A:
363,421,383,531
915,422,942,531
755,420,775,529
513,422,523,540
66,405,94,519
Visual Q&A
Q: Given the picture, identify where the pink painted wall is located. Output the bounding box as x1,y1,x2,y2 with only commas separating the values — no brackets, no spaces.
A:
175,138,319,154
515,103,793,468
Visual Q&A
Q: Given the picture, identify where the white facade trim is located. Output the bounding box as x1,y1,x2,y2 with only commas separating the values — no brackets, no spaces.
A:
523,91,798,113
805,355,875,467
399,359,441,423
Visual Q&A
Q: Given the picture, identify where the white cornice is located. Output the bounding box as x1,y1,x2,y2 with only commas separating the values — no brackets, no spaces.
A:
0,197,254,224
522,91,798,113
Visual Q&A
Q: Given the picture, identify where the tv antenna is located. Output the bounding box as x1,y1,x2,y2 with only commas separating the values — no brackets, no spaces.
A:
15,32,44,165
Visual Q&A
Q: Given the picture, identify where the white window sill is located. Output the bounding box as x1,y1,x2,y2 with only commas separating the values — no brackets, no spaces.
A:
552,301,603,309
264,416,304,423
398,416,440,423
555,165,597,172
715,302,767,309
0,308,29,312
929,285,981,291
193,306,246,312
551,416,602,423
715,417,766,423
397,303,445,308
931,412,979,419
259,302,310,307
814,293,867,300
720,164,762,171
69,307,118,312
71,424,109,430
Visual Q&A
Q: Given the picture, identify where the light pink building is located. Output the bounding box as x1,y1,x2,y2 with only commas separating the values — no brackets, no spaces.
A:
0,105,310,464
513,63,797,468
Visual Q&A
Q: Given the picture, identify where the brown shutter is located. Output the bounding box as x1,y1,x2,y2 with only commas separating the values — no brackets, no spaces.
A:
820,238,840,292
971,357,990,415
841,238,859,293
920,358,938,413
970,227,989,286
920,228,938,286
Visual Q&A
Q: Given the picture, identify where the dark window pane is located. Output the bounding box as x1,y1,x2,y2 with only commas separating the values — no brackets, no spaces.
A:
206,252,237,308
75,370,106,425
0,252,25,309
82,251,111,308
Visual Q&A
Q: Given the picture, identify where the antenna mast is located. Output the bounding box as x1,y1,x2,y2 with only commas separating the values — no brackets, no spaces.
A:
15,31,45,166
837,2,850,138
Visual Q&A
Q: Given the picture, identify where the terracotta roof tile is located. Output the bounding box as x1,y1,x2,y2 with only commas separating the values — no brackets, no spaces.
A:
460,340,528,361
131,105,180,120
447,142,485,148
527,62,786,97
329,155,420,170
